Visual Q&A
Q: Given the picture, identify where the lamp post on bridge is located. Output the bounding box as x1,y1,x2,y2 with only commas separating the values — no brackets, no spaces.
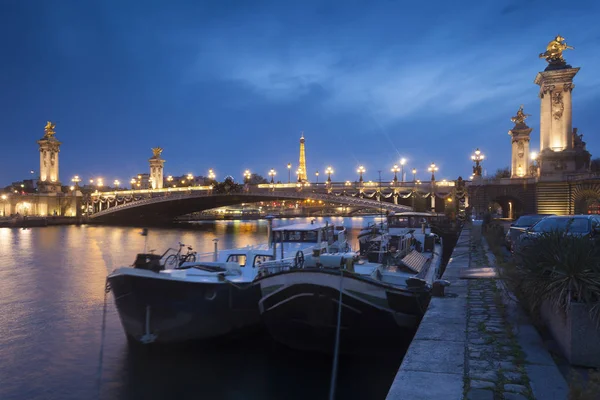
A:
71,175,81,189
357,165,365,185
113,180,120,190
208,169,216,182
287,163,292,183
269,168,276,184
412,168,417,182
315,171,319,184
244,170,251,183
400,158,406,182
391,164,400,186
325,166,333,185
428,163,438,181
529,152,538,177
471,148,485,178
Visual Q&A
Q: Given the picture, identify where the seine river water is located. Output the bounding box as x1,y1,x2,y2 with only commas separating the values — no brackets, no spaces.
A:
0,217,407,400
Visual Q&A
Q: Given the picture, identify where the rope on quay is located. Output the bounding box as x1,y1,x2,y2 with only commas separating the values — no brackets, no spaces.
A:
96,279,111,400
328,269,344,400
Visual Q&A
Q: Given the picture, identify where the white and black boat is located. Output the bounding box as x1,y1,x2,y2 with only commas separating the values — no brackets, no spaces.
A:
255,212,443,354
107,221,349,345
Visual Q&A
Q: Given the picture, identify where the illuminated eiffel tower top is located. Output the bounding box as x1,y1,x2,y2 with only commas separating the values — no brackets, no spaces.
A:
298,132,308,182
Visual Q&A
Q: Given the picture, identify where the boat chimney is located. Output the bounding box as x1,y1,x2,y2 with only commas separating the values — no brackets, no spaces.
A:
212,238,219,261
266,215,275,247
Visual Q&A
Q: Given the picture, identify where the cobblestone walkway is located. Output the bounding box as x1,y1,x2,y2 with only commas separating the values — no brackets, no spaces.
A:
465,279,533,400
463,237,534,400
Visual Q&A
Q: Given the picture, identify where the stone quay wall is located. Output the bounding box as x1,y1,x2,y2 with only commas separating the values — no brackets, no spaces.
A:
386,222,568,400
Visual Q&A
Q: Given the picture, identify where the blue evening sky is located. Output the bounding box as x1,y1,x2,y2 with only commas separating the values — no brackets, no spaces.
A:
1,0,599,186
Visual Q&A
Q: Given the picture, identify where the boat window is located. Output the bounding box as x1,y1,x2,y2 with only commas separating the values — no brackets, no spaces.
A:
388,217,409,228
273,230,319,243
253,255,274,267
226,254,247,267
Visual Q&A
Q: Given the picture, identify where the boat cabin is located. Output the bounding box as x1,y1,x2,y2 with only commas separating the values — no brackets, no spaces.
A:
271,222,346,249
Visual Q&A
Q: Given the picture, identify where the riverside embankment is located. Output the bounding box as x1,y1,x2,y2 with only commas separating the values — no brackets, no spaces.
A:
386,221,568,400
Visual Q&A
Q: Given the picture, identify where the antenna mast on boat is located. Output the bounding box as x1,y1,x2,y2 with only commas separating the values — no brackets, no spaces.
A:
378,170,384,230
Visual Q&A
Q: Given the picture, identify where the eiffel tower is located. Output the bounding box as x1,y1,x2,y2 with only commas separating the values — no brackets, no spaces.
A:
298,132,308,182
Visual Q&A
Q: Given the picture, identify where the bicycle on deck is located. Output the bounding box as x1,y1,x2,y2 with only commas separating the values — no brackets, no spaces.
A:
165,242,197,268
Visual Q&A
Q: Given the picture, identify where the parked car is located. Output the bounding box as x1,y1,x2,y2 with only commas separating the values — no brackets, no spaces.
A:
505,214,554,251
513,215,600,254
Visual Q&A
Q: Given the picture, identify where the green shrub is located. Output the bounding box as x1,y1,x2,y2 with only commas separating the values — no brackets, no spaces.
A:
514,231,600,327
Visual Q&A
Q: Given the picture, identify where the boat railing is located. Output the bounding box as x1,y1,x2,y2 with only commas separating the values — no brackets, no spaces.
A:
256,257,297,275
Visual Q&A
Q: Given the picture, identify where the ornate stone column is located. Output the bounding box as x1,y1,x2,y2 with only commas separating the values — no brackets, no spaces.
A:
534,35,590,178
37,121,62,193
149,147,165,189
508,106,533,178
535,71,578,152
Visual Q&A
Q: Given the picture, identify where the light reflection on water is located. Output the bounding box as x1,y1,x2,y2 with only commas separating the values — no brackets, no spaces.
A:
0,217,403,400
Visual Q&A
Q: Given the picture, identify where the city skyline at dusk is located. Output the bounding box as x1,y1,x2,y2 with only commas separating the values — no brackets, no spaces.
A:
1,0,600,186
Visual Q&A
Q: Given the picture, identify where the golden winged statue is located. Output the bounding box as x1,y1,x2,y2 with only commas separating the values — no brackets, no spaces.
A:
511,105,530,125
44,121,56,138
539,35,573,64
151,147,163,157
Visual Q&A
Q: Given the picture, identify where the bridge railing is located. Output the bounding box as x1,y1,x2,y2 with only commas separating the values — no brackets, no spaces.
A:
88,187,414,218
90,180,456,198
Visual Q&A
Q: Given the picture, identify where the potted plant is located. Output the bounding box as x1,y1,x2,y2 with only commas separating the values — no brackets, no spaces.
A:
514,231,600,367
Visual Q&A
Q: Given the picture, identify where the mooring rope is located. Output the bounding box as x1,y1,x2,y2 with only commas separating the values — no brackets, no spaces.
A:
96,279,110,400
328,269,344,400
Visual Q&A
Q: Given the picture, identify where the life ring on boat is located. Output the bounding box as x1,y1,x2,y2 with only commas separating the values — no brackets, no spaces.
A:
294,250,305,268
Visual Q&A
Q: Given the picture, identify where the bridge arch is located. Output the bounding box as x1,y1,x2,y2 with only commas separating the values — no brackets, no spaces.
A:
571,184,600,214
88,191,412,224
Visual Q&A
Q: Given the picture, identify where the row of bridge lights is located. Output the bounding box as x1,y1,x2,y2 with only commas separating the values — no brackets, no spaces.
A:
71,152,510,192
69,161,441,192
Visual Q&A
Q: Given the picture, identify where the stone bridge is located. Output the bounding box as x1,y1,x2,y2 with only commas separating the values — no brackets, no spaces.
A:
87,181,456,223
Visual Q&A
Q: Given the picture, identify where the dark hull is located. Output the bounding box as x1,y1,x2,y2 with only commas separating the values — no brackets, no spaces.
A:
258,270,430,354
108,272,262,344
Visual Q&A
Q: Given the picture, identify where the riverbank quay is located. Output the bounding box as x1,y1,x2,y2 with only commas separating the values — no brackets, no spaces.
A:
0,216,81,228
386,221,568,400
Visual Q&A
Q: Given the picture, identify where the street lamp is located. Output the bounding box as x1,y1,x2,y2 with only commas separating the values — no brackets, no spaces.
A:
97,178,104,188
530,151,538,176
412,168,417,182
391,164,400,184
325,166,333,184
71,175,81,188
208,169,216,180
269,168,276,183
130,178,136,189
471,148,485,177
400,158,406,182
244,169,251,183
315,170,319,184
113,180,120,189
187,173,194,184
357,165,365,183
428,163,438,181
287,163,292,183
166,175,174,187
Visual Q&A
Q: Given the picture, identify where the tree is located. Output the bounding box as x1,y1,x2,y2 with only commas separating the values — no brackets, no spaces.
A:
494,167,511,179
248,174,268,184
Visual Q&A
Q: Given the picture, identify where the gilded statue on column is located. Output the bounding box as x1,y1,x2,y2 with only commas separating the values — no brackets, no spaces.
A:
539,35,573,64
510,105,530,125
151,147,163,158
44,121,56,138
